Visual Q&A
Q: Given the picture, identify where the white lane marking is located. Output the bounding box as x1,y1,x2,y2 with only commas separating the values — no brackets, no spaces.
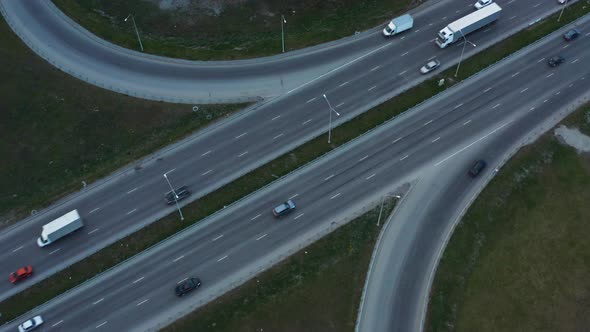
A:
507,0,514,3
483,28,491,33
287,42,391,94
271,115,281,121
537,58,545,63
533,3,540,7
217,255,228,262
273,133,284,140
201,150,211,157
330,193,341,200
484,87,492,93
87,228,99,235
324,174,334,181
569,83,573,88
430,38,438,42
294,213,304,220
250,214,261,221
368,85,377,91
49,248,61,255
509,15,517,20
546,73,554,78
424,120,433,126
401,36,405,40
289,193,299,199
52,320,64,327
435,121,511,166
89,207,100,214
392,137,402,144
339,81,349,87
212,234,223,242
306,97,316,104
127,188,138,194
415,29,421,33
492,103,501,109
93,298,104,305
520,88,528,93
456,10,460,13
302,119,312,125
366,173,376,180
256,234,268,241
137,299,149,306
586,32,590,36
399,70,407,75
96,321,107,329
543,99,548,103
428,55,436,61
238,151,248,157
401,51,409,56
201,169,213,176
432,137,441,143
529,107,535,111
562,44,569,49
235,132,247,139
463,120,472,125
429,23,433,26
335,102,344,108
442,16,447,20
400,155,409,161
12,246,23,253
555,91,560,95
454,103,463,109
133,276,144,284
359,155,369,162
177,277,188,284
126,208,137,215
511,71,519,78
572,59,579,64
370,66,380,72
173,255,184,262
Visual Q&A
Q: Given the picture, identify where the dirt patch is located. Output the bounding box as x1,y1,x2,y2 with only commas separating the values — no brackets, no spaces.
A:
554,125,590,153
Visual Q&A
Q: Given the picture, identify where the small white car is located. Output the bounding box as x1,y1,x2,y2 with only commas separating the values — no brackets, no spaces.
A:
18,315,43,332
557,0,567,4
420,60,441,74
475,0,493,9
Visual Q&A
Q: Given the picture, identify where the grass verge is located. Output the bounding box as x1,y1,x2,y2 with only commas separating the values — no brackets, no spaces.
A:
1,1,588,325
165,199,396,332
52,0,413,60
426,103,590,332
0,17,246,226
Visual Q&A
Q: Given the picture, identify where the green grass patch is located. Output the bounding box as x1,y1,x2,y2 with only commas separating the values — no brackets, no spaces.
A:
0,18,246,226
426,102,590,332
2,0,589,324
165,199,395,332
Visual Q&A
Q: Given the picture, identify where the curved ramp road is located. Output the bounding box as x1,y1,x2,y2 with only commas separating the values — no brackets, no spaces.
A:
3,15,590,330
0,0,571,302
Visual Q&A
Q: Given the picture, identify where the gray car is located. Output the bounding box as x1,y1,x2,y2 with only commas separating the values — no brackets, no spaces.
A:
420,60,441,74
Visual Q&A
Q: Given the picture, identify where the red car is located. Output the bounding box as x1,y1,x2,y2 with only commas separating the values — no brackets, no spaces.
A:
9,266,33,284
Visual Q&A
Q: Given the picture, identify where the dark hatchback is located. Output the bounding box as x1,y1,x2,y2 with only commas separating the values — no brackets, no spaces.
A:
165,186,191,204
563,28,580,41
468,160,487,177
175,277,201,297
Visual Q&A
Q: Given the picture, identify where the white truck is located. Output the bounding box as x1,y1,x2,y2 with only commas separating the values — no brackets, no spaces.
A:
382,14,414,37
37,209,84,247
435,3,502,48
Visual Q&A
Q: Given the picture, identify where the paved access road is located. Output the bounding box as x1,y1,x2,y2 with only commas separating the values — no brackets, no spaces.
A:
3,14,589,331
0,0,560,302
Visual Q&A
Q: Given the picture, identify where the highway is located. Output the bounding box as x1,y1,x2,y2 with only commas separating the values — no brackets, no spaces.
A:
3,13,590,330
0,0,562,302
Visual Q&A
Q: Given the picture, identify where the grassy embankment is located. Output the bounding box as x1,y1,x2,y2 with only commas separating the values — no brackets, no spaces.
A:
1,0,588,325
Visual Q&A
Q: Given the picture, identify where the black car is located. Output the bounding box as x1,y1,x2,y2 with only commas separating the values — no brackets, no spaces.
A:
563,28,580,41
547,56,565,67
175,277,201,297
468,160,487,177
165,186,190,204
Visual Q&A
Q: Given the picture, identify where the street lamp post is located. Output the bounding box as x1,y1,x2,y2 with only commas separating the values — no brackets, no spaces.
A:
281,15,287,53
322,94,340,144
125,14,144,52
377,194,401,226
557,0,568,22
454,29,476,78
163,173,184,221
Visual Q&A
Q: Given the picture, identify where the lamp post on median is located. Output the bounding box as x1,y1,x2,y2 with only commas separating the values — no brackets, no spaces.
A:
323,94,340,144
125,14,144,51
281,15,287,53
557,0,568,22
377,194,401,226
163,172,184,221
454,29,476,78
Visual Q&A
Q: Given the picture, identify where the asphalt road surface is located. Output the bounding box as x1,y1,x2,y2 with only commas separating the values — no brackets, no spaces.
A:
3,14,589,331
0,0,565,302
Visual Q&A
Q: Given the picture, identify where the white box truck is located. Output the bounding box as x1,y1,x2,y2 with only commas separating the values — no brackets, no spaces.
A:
382,14,414,37
436,3,502,48
37,209,84,247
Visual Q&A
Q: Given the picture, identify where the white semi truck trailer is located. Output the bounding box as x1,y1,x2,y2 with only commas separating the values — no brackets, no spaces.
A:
37,209,84,247
436,3,502,48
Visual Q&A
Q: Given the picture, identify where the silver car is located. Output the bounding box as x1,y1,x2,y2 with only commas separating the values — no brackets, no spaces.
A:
18,316,43,332
420,60,441,74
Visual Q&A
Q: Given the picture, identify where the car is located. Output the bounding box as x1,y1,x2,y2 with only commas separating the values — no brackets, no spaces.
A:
9,266,33,284
557,0,567,4
18,315,43,332
563,28,580,41
175,277,201,297
469,160,487,177
547,55,565,67
165,185,190,204
474,0,493,9
420,60,441,74
272,199,296,217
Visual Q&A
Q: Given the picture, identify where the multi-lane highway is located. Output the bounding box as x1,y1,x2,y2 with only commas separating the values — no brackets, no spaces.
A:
0,0,565,303
3,12,589,330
